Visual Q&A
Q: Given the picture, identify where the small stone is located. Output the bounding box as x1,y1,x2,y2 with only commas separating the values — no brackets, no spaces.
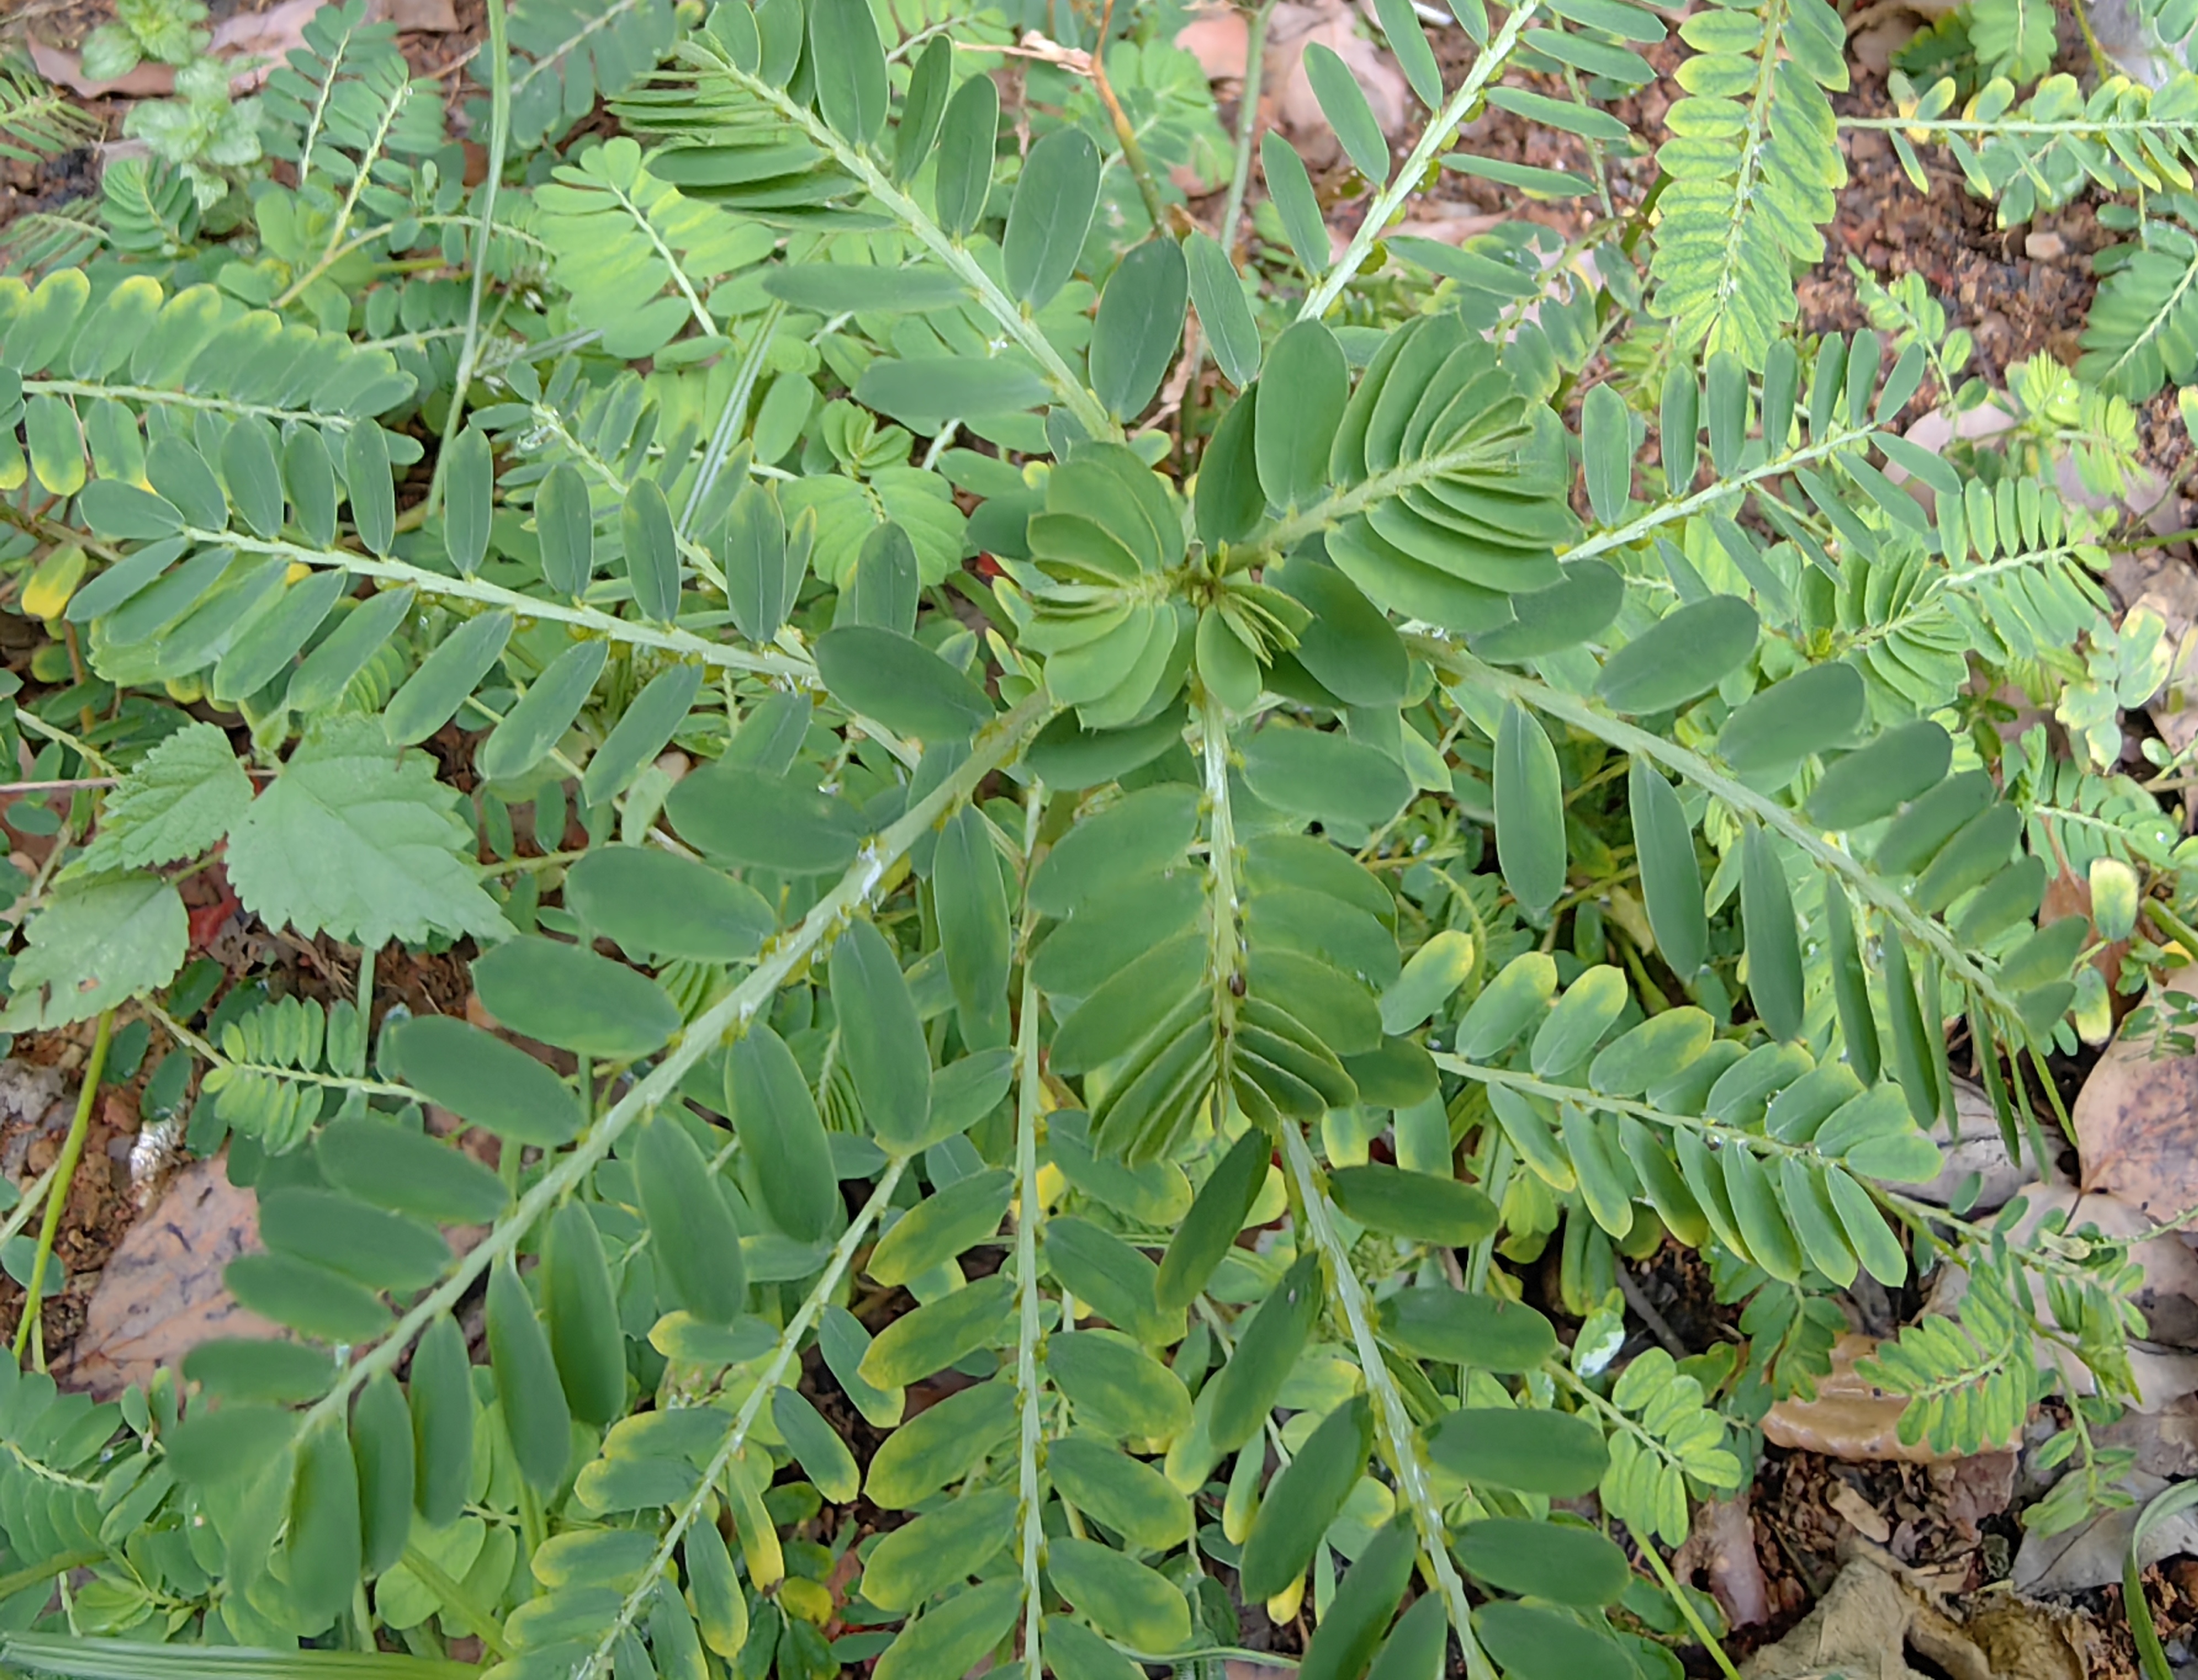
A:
25,1135,58,1174
2027,232,2067,260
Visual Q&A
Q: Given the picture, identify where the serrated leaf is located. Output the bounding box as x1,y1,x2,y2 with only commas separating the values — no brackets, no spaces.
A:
76,722,252,873
225,720,509,950
1,872,187,1030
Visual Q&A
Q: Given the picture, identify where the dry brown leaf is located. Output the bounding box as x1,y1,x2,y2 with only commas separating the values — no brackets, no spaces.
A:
1828,1481,1894,1544
1738,1558,1992,1680
1175,0,1408,169
2072,963,2198,1223
62,1154,276,1399
1764,1334,2007,1463
1935,1451,2016,1543
381,0,462,28
1674,1494,1772,1628
1175,6,1251,80
1907,1078,2029,1214
1178,5,1248,79
2014,1469,2198,1595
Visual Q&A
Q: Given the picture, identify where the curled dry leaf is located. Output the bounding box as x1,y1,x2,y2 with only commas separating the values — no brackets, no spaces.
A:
1737,1558,1999,1680
62,1153,276,1400
1765,1333,2008,1463
2071,963,2198,1224
2014,1469,2198,1596
1674,1493,1773,1628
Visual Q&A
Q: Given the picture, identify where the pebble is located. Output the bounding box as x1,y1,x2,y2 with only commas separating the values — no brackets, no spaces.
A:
2026,232,2066,260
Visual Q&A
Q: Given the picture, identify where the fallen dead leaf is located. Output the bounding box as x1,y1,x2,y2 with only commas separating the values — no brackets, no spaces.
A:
1936,1452,2017,1544
1829,1480,1894,1545
1738,1557,1992,1680
1270,1,1409,168
2071,963,2198,1224
62,1153,276,1400
2014,1469,2198,1594
1675,1494,1772,1628
1908,1078,2030,1214
1175,4,1250,80
1765,1334,2010,1463
381,0,461,27
1175,0,1409,170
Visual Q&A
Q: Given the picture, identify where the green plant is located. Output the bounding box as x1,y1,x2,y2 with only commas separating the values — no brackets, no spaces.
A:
0,0,2192,1674
79,0,262,211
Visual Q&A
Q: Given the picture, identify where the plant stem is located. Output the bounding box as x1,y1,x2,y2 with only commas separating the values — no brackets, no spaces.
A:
400,1544,512,1659
1089,0,1170,234
14,1011,109,1363
1218,0,1278,260
425,0,512,518
1637,1533,1742,1680
577,1159,908,1680
688,41,1119,441
1259,419,1875,561
0,1548,101,1604
178,525,808,683
1297,0,1540,322
1199,691,1245,1010
285,694,1052,1467
1281,1125,1493,1680
680,301,785,538
1011,784,1049,1677
1436,652,2031,1028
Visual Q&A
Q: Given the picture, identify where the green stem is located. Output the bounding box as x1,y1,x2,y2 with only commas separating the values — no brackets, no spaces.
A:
285,694,1052,1466
1297,0,1541,322
1260,419,1874,563
177,526,808,683
1280,1126,1493,1680
14,1012,110,1363
680,301,785,539
1431,1054,2113,1294
13,710,115,778
1218,0,1277,259
0,1547,102,1603
576,1159,908,1680
425,0,512,518
1636,1533,1742,1680
1433,652,2030,1028
1199,691,1245,1011
141,1001,421,1102
1012,785,1049,1678
685,40,1119,442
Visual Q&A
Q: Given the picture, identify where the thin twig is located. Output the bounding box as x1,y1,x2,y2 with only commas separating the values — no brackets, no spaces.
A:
1284,1126,1494,1678
1615,1264,1688,1358
1011,783,1048,1677
1088,0,1172,233
425,0,512,517
1220,0,1279,260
